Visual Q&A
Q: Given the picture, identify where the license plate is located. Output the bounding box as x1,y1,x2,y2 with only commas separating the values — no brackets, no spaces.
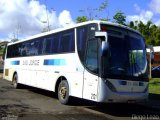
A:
133,81,139,86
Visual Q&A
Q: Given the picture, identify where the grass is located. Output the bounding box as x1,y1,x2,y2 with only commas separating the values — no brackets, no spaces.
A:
149,78,160,94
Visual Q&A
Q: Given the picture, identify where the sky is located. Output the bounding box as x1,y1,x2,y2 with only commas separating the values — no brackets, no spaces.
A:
0,0,160,41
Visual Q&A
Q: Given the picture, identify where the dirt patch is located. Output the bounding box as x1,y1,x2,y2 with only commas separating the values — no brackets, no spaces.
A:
0,104,41,119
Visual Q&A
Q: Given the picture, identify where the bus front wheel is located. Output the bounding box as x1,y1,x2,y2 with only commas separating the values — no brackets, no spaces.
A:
58,80,70,105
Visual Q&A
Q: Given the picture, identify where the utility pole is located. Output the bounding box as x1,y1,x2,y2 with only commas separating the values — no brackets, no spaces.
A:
147,45,154,79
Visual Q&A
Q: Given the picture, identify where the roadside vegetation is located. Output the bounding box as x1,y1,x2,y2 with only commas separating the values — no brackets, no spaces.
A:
0,48,4,56
149,78,160,94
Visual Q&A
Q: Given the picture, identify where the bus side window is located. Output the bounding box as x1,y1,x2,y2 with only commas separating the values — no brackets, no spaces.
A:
59,33,69,52
12,45,19,57
51,35,59,53
20,43,29,56
7,46,13,58
59,29,75,53
35,40,40,55
42,37,52,55
44,38,52,54
29,42,37,55
37,39,43,55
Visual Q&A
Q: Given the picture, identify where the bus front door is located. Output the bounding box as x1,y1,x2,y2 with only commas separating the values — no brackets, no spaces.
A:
83,39,99,101
83,70,99,101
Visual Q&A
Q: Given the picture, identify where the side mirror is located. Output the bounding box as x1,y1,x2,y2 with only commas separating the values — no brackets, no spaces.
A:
95,31,107,42
101,41,109,56
95,31,108,56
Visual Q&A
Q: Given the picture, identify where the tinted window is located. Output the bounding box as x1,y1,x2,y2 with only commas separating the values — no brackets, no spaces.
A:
77,24,98,74
7,29,75,58
88,24,98,39
7,45,18,58
42,37,52,54
7,39,43,58
100,24,148,80
51,35,59,53
77,26,88,63
58,29,75,53
28,41,38,55
19,39,42,56
7,43,23,58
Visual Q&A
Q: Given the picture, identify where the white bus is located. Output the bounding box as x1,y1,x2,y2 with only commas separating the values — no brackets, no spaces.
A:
3,20,149,104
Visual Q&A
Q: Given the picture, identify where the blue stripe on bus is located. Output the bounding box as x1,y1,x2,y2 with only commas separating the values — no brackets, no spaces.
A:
44,59,66,66
11,60,20,65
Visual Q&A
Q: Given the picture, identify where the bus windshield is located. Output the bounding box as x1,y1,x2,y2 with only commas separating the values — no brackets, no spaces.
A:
102,30,148,81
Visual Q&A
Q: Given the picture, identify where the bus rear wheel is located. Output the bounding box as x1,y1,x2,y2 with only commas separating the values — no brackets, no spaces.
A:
58,80,70,105
12,74,19,89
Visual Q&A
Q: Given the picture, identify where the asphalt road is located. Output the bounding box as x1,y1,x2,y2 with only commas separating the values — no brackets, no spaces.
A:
0,77,160,120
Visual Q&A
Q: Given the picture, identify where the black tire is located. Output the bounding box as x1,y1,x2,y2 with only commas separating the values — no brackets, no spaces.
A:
58,80,70,105
12,74,19,89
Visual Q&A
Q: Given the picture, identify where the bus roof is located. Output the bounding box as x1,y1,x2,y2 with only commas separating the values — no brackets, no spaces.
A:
8,20,141,46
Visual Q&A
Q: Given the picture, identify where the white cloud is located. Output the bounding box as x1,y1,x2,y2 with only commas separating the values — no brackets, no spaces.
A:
0,0,74,41
127,1,160,26
127,10,153,24
149,0,160,14
58,10,75,27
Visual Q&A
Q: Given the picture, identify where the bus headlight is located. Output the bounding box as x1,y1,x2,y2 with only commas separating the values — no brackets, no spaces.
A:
105,80,117,92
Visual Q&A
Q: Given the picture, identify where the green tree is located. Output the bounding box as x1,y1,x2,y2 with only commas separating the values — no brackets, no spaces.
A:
76,0,108,23
113,11,126,25
154,28,160,45
129,21,138,30
100,18,110,21
129,21,134,29
128,20,160,46
76,16,88,23
0,48,4,56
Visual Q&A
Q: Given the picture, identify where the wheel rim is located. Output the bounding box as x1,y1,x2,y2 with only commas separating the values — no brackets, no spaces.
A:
59,85,67,100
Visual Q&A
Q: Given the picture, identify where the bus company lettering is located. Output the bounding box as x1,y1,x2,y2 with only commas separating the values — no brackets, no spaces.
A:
23,60,40,66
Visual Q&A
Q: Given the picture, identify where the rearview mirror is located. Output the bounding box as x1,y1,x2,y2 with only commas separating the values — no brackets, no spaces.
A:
95,31,107,42
95,31,109,56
